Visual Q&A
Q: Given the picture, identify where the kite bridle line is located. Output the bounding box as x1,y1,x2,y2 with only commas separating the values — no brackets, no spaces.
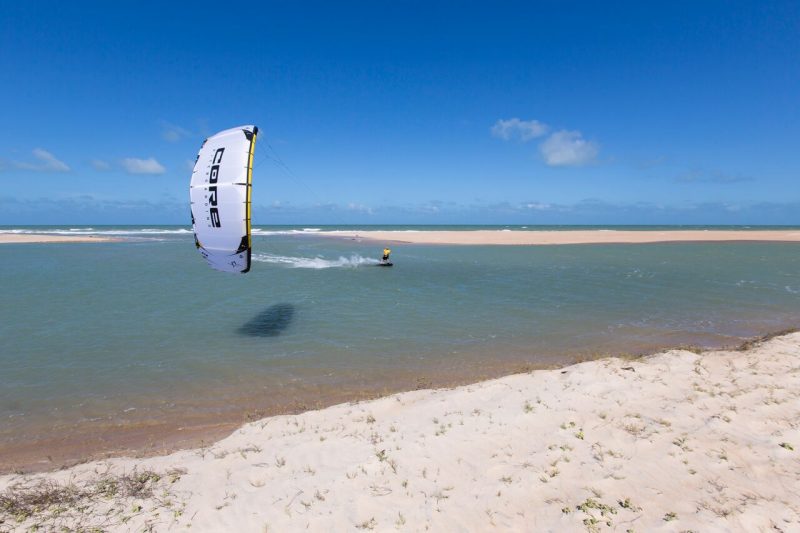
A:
252,137,357,229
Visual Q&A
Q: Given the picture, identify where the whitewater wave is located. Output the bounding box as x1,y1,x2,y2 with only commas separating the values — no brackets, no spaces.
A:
0,228,193,236
251,228,327,236
252,253,379,269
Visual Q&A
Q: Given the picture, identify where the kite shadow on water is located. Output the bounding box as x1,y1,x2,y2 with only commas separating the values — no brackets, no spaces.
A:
238,303,296,337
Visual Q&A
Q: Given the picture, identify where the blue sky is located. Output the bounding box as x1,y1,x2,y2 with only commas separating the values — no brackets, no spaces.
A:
1,1,798,224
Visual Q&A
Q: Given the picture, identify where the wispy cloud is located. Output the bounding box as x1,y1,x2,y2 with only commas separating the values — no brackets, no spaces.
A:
14,148,70,172
159,121,192,142
121,157,166,175
637,155,667,169
90,159,112,171
490,118,549,142
346,202,374,215
525,202,552,210
676,171,754,184
539,130,599,167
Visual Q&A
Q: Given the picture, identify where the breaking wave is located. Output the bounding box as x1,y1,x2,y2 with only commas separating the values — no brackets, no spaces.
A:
0,228,193,236
251,228,326,236
252,253,379,269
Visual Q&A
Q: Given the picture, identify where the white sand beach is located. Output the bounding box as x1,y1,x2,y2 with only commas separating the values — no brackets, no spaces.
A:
325,229,800,245
0,234,117,244
1,332,798,531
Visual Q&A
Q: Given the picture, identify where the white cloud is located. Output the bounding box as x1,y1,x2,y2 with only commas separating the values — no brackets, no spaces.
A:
121,157,166,175
525,202,552,210
346,202,374,215
491,118,548,142
160,121,192,142
90,159,111,171
14,148,70,172
539,130,598,166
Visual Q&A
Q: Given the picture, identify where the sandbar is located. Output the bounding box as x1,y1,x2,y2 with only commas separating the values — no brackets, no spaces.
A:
324,229,800,245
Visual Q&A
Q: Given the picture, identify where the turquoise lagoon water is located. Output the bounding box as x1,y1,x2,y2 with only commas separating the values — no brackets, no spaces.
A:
1,226,799,467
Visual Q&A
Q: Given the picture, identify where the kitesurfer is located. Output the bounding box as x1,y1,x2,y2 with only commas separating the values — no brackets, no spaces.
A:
381,247,391,263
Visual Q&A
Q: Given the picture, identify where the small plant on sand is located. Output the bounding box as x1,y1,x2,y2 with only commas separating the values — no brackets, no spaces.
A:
672,436,691,451
583,516,602,532
356,517,377,530
663,511,677,521
622,423,643,436
432,488,451,504
0,481,83,523
0,469,171,528
576,498,616,516
618,498,641,512
575,429,585,440
524,401,534,413
575,498,617,531
365,414,376,424
779,442,794,451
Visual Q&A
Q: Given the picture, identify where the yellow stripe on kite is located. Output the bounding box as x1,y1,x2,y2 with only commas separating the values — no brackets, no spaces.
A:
246,132,256,248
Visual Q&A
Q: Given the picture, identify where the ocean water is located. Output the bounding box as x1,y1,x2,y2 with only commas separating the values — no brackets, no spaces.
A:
1,226,799,468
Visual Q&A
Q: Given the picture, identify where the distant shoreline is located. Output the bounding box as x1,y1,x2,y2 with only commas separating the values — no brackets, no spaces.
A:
0,234,118,244
4,228,800,245
319,229,800,245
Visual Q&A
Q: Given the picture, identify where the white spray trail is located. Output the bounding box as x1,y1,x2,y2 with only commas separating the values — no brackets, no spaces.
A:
252,253,379,269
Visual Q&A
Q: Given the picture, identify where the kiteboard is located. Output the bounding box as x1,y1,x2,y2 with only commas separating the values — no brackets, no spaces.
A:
377,262,393,267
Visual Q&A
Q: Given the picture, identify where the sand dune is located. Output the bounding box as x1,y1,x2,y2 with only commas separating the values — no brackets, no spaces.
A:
2,332,799,531
325,229,800,245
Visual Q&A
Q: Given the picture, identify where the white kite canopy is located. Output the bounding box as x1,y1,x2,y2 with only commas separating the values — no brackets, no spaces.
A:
190,125,258,273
